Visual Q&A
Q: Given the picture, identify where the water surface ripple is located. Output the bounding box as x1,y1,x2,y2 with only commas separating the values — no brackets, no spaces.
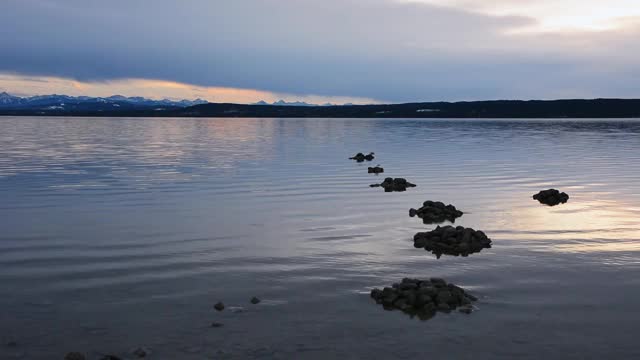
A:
1,117,639,359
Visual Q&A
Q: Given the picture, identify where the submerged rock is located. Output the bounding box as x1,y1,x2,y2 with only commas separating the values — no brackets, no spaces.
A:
132,348,148,358
368,166,384,174
370,278,477,319
414,225,492,258
211,322,224,328
370,178,416,192
100,356,122,360
350,152,375,162
250,297,261,304
214,302,225,311
409,201,463,224
65,353,86,360
533,189,569,206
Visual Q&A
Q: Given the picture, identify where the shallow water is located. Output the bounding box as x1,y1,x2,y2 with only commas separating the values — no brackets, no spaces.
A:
1,117,639,359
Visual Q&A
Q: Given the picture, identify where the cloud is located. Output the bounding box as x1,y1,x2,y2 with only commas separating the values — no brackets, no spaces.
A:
405,0,640,31
1,0,640,102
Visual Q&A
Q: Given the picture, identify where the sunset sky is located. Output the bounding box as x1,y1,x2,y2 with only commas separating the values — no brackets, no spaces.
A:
2,0,639,104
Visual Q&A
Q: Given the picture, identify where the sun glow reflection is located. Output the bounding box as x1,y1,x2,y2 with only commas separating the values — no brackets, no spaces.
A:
501,195,640,256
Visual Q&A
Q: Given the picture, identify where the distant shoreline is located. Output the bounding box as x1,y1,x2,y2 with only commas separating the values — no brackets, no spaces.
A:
1,99,639,118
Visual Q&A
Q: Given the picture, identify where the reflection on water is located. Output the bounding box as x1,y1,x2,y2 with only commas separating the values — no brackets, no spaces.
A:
1,117,640,359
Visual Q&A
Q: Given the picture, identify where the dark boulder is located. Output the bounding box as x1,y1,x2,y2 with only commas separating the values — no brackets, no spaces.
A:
370,177,416,192
214,302,225,311
368,166,384,174
533,189,569,206
414,225,492,258
370,278,477,320
409,200,463,224
349,152,375,162
250,297,261,304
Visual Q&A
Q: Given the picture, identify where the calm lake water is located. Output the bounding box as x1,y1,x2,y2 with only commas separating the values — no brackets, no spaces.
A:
1,116,640,359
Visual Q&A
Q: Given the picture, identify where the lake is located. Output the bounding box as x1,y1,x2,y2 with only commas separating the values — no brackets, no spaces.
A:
1,116,639,359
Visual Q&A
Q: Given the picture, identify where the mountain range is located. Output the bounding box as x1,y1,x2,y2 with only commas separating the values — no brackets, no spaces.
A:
1,92,639,118
0,92,208,111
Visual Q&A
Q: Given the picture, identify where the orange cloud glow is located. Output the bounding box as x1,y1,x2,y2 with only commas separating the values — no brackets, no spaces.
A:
0,73,381,105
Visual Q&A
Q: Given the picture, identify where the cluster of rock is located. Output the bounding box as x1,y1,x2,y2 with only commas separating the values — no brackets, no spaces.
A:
350,154,482,320
370,278,476,318
349,152,375,162
533,189,569,206
409,201,463,224
414,225,492,258
370,178,416,192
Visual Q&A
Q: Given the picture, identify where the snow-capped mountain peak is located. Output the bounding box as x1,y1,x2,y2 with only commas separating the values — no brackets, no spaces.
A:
0,92,209,110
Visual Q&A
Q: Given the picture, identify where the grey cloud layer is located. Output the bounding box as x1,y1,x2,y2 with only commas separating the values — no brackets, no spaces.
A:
1,0,639,101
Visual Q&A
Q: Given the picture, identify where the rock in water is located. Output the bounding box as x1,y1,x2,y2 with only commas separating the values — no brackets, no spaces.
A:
65,353,86,360
533,189,569,206
409,201,463,224
370,178,417,192
250,297,261,304
132,348,148,358
214,302,225,311
211,322,224,328
414,226,492,258
349,152,375,162
370,278,477,319
368,166,384,174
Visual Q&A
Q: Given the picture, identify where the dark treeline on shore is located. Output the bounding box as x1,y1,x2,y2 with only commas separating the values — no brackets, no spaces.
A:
2,98,640,118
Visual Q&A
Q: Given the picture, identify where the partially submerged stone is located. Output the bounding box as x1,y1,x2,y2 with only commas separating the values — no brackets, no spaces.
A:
132,347,149,358
533,189,569,206
370,278,477,319
370,178,416,192
409,200,463,224
349,152,375,162
214,302,225,311
368,166,384,174
250,297,261,304
414,225,492,258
